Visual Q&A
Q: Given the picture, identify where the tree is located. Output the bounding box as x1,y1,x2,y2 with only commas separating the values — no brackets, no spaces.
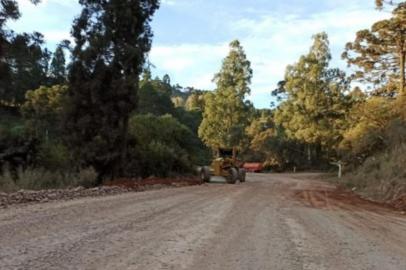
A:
0,0,40,55
185,92,205,111
271,80,287,108
0,0,40,27
49,45,66,85
340,96,394,161
65,0,159,180
22,85,67,139
162,74,171,85
275,33,351,163
138,75,175,116
127,114,200,177
199,40,253,150
375,0,403,9
1,1,41,103
1,32,50,104
343,3,406,95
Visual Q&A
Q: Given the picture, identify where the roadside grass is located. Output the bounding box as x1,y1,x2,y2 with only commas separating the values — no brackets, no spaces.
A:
343,143,406,202
0,167,98,193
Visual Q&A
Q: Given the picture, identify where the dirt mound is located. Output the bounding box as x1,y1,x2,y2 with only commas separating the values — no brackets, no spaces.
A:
0,176,202,208
0,186,129,208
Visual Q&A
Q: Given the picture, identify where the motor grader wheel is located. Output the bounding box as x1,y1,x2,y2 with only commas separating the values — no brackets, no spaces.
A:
239,168,246,183
226,168,238,184
200,166,211,183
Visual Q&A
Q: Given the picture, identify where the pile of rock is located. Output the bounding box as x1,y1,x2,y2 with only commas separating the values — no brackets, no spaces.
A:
0,186,131,208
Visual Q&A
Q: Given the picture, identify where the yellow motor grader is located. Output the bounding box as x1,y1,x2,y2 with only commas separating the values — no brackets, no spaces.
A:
200,148,246,184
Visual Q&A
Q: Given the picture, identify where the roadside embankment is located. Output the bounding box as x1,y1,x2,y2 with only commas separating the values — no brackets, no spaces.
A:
0,176,201,208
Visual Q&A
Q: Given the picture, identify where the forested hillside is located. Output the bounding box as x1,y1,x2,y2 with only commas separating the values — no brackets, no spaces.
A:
0,0,405,203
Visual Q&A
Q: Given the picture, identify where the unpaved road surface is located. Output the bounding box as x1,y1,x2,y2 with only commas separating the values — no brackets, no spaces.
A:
1,173,406,270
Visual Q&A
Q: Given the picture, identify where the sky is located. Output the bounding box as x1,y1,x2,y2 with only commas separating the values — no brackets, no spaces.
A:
8,0,391,108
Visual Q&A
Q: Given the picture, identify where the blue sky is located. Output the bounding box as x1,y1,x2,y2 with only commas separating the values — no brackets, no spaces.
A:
9,0,390,108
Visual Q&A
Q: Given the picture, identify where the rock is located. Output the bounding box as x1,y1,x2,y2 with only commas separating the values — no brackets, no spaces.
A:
47,193,58,200
73,186,85,192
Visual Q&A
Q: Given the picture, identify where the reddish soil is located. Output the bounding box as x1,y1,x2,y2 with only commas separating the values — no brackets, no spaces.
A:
293,181,406,212
391,195,406,211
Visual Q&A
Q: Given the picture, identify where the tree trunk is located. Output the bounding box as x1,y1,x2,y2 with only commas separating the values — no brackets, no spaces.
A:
119,115,129,177
400,50,405,95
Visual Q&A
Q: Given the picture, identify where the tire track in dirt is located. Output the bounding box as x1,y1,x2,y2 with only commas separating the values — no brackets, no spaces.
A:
289,174,406,265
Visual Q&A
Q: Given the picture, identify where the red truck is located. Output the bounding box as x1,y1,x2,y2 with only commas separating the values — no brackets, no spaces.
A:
243,163,263,173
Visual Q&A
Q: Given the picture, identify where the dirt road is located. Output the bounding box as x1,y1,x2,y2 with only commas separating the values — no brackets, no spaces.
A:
1,173,405,270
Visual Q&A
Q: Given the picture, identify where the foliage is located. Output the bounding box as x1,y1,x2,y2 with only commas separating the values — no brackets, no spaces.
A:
245,109,310,170
0,111,37,178
1,32,50,104
343,142,406,201
343,3,406,95
138,74,175,116
185,91,206,111
64,0,159,180
174,107,202,133
21,85,67,138
127,114,201,177
49,45,67,85
36,141,72,172
0,0,41,59
199,40,253,150
274,33,351,161
0,110,25,139
340,96,396,162
375,0,403,9
0,167,97,192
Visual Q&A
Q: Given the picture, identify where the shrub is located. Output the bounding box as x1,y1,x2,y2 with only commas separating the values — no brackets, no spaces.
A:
0,169,18,193
0,167,98,192
75,167,98,188
36,141,73,172
127,114,199,177
344,143,406,201
340,96,395,163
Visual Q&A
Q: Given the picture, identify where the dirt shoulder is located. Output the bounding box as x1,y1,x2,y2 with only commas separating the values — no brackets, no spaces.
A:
0,176,201,208
296,172,406,212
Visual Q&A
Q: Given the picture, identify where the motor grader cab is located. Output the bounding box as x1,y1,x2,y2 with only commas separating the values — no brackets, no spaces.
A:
200,148,246,184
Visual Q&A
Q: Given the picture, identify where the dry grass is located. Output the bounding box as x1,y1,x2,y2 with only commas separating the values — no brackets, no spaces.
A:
344,143,406,202
0,167,97,193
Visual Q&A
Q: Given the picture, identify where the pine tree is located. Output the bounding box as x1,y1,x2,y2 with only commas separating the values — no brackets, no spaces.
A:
49,45,66,85
65,0,159,180
275,33,351,162
199,40,253,150
343,3,406,95
138,75,175,116
0,0,43,104
1,32,50,104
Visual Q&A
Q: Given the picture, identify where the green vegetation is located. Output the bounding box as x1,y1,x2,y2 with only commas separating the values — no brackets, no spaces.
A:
64,0,160,181
274,33,351,167
343,3,406,96
127,114,203,178
199,40,253,150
